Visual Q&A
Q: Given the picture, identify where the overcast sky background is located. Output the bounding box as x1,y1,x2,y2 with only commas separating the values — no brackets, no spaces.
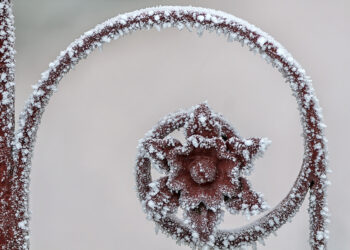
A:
12,0,349,249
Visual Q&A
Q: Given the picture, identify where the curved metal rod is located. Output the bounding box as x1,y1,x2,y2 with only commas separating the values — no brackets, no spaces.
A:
13,6,328,249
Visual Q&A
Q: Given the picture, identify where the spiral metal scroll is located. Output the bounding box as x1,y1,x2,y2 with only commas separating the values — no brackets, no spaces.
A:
15,6,328,250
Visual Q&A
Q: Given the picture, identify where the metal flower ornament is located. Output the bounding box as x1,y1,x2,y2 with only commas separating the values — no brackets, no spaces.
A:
0,1,329,250
137,103,270,244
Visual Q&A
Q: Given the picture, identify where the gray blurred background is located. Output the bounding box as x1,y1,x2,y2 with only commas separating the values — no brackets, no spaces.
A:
13,0,349,249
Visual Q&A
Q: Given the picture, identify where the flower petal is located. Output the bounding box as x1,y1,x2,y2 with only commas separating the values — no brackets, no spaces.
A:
179,183,223,210
225,177,267,216
143,137,182,172
184,204,222,243
185,103,221,138
185,135,225,153
167,166,190,192
145,177,180,220
226,137,271,173
212,159,241,196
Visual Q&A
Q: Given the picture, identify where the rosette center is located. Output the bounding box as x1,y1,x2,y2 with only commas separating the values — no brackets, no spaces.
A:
189,157,217,184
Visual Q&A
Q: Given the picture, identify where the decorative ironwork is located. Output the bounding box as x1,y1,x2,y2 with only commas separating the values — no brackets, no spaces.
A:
0,4,328,249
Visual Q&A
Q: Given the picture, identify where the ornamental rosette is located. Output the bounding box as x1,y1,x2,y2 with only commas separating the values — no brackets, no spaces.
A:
136,103,271,244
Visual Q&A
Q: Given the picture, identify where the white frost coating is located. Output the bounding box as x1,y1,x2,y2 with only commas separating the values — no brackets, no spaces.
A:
0,0,15,147
0,1,25,250
257,36,266,47
9,5,328,250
